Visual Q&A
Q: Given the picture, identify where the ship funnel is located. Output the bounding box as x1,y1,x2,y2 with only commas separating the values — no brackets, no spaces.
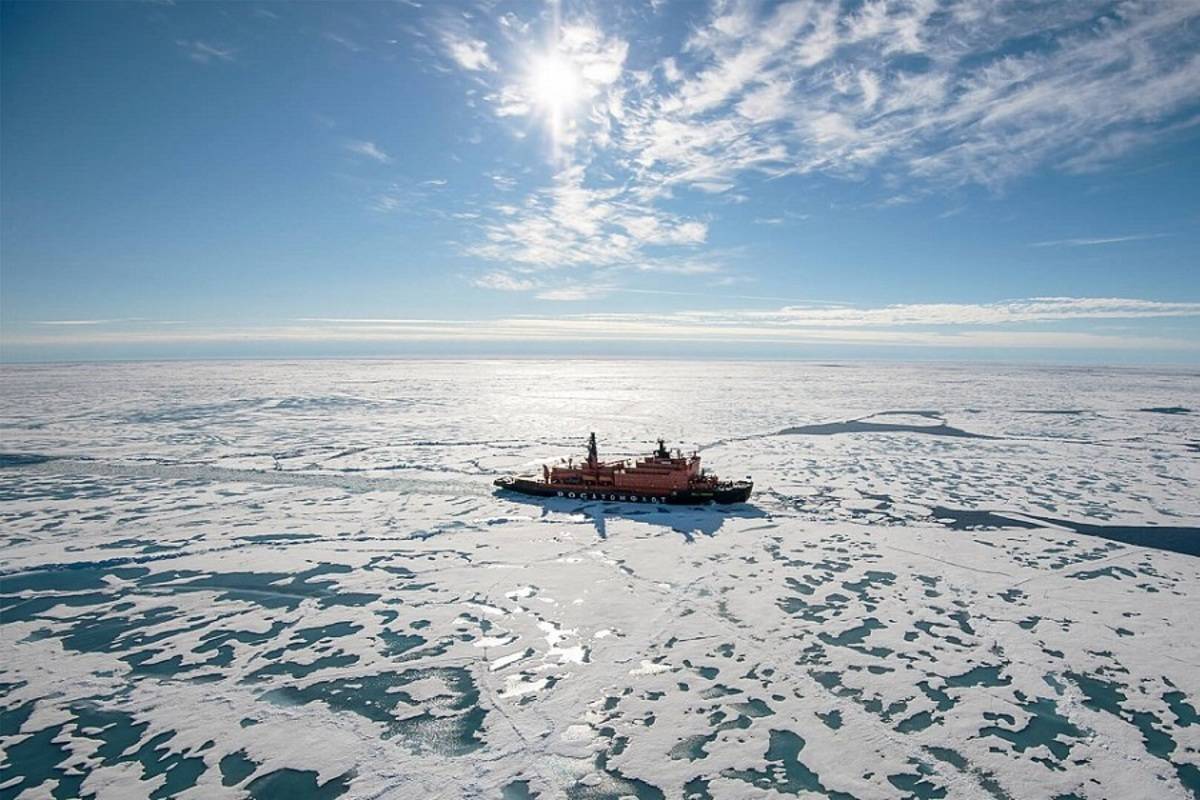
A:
587,432,598,466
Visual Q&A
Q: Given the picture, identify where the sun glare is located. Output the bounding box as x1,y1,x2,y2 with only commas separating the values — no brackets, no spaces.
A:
529,53,582,115
526,51,583,157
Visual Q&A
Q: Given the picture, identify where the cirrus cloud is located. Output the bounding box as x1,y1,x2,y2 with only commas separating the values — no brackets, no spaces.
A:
433,1,1200,296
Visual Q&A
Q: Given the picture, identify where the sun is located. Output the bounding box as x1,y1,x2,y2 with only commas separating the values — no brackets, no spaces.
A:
525,51,583,157
528,52,582,116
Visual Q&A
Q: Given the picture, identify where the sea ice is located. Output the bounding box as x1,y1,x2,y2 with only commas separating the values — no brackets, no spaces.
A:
1,360,1197,799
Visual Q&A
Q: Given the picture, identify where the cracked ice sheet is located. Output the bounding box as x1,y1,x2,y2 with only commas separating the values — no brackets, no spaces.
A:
1,360,1198,800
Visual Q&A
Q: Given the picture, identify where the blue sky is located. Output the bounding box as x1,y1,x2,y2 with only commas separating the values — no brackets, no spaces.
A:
2,0,1199,362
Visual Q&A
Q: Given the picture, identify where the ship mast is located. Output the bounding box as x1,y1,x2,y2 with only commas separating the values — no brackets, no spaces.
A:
587,432,598,467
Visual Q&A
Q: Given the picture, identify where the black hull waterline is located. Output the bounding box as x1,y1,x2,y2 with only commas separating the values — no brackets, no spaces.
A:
493,477,753,505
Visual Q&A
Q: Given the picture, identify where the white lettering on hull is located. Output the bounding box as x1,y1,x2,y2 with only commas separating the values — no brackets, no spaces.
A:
547,488,663,503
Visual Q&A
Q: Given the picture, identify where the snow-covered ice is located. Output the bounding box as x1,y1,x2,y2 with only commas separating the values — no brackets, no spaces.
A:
1,360,1198,799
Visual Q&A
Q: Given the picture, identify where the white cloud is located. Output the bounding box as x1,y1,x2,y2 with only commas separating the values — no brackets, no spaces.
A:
489,173,517,191
736,80,793,123
690,180,735,194
176,40,234,64
473,272,538,292
661,57,682,84
371,192,404,213
17,297,1197,353
690,297,1200,327
535,286,612,301
32,319,143,326
444,35,496,72
1031,234,1168,248
857,69,880,111
323,32,363,53
345,140,392,163
466,164,714,273
635,0,1200,192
